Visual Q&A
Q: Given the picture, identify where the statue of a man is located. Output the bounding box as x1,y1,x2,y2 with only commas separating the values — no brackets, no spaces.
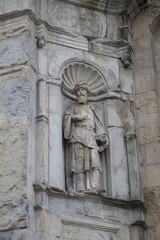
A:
63,82,109,193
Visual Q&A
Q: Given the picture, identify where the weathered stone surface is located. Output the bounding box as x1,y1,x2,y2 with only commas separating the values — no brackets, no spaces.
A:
105,99,135,128
48,0,107,38
0,0,152,239
0,198,27,232
0,33,37,69
108,127,130,198
133,5,160,239
48,44,84,78
0,0,32,15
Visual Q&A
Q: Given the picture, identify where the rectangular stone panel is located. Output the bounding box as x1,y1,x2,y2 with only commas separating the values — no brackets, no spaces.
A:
49,85,65,190
47,0,106,38
108,127,129,198
62,220,119,240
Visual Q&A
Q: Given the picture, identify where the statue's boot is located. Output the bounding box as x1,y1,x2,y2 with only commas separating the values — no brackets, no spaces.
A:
91,169,106,193
75,172,85,192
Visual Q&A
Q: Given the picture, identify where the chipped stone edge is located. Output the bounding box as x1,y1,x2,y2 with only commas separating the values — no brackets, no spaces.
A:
33,182,147,212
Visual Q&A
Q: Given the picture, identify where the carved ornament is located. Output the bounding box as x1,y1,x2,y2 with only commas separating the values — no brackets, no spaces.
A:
48,1,106,38
61,62,109,100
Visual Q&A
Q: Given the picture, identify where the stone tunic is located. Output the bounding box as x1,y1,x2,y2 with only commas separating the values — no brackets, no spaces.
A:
63,103,108,174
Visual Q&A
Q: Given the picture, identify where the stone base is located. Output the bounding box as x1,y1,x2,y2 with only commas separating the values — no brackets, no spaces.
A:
34,183,146,240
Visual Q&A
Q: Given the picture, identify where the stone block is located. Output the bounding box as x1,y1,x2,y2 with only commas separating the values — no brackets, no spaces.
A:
2,77,33,118
145,213,159,227
0,198,27,232
0,33,37,69
136,91,159,114
0,117,27,202
141,164,160,188
145,142,160,165
134,66,155,94
143,186,160,214
136,113,160,144
134,48,154,71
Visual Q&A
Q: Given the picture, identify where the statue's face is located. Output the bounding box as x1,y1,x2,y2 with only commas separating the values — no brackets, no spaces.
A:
76,87,88,104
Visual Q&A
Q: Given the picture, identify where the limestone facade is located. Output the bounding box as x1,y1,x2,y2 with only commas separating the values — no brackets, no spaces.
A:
132,1,160,239
0,0,159,240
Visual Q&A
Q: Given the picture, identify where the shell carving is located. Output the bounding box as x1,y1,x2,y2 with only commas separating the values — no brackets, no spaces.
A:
61,63,108,97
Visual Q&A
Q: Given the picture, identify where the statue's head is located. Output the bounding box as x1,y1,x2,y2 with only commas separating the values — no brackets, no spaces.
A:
74,82,90,104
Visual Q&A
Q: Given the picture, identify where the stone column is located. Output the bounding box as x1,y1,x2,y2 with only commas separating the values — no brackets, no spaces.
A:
36,78,49,183
36,25,49,183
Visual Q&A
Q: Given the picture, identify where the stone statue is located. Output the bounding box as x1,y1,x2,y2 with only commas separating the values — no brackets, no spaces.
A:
63,82,109,193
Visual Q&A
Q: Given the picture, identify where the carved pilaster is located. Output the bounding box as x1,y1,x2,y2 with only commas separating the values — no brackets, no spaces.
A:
36,78,49,183
125,129,142,199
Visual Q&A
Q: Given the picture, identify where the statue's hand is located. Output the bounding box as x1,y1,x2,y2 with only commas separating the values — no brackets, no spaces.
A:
95,134,109,146
71,114,88,121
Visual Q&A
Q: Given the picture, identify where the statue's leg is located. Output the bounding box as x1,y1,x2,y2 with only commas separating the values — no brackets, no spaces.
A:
75,172,85,192
75,143,85,192
90,148,105,193
86,170,91,191
91,169,101,189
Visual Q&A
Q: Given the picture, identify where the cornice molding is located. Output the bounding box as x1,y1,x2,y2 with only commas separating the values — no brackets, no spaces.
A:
57,0,128,14
0,10,133,59
33,182,146,211
56,0,147,17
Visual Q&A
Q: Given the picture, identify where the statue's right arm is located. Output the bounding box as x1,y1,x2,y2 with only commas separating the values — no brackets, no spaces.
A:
63,105,74,140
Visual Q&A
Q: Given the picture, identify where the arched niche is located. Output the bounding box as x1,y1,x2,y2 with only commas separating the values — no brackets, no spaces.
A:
48,59,140,200
61,61,110,194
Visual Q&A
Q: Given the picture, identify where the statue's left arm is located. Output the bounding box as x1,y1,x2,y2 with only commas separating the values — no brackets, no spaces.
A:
94,110,109,152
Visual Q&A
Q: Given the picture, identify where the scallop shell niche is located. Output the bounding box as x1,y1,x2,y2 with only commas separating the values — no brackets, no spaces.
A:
61,62,109,100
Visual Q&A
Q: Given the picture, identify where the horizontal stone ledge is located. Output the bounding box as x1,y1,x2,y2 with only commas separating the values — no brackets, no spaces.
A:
57,0,147,16
33,182,146,211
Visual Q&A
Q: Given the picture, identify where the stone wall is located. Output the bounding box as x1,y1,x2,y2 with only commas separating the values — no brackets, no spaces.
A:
0,0,156,240
0,6,37,240
132,1,160,239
